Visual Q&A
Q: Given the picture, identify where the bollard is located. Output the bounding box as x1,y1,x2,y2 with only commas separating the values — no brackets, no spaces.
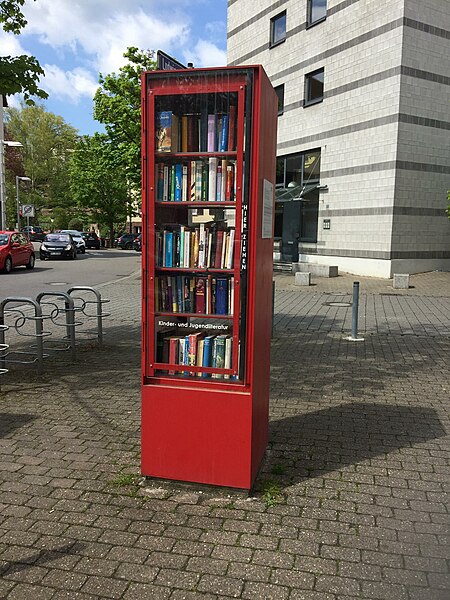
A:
345,282,364,342
351,281,360,339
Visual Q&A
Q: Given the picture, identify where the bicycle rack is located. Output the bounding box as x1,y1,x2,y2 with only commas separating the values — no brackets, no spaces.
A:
67,286,110,347
0,324,9,376
36,292,80,361
0,297,50,373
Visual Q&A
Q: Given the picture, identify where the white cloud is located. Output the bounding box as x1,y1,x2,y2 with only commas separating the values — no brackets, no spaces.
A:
184,40,227,68
41,65,99,103
22,0,190,75
0,31,30,56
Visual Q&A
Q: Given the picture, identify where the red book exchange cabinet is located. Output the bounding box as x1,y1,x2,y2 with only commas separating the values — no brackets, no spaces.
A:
141,66,277,489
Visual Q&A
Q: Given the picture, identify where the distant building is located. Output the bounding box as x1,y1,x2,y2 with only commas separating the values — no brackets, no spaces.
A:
227,0,450,277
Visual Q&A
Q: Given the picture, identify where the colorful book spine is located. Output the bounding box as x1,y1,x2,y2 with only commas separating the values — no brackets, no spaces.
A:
156,111,174,152
215,278,228,315
228,105,236,151
224,336,232,379
182,164,188,201
207,114,217,152
208,157,217,201
202,336,213,378
174,164,182,201
190,161,196,201
164,231,173,267
195,278,206,313
219,114,229,152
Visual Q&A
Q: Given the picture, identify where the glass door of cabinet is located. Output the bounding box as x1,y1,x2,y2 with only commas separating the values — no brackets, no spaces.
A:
145,69,252,382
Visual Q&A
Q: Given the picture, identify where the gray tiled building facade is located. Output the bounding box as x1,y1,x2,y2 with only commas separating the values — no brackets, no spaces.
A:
227,0,450,277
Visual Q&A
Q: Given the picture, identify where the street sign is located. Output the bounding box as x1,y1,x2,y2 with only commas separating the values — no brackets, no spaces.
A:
156,50,186,71
21,204,35,217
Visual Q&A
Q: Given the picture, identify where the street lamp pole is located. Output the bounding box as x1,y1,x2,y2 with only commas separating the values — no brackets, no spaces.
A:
16,176,31,231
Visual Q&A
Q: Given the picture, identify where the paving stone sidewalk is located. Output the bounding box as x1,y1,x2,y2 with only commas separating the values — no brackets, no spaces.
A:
0,271,449,599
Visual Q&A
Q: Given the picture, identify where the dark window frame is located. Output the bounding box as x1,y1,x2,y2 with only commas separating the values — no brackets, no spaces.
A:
270,10,287,48
306,0,327,28
304,67,324,107
274,84,285,115
276,149,321,243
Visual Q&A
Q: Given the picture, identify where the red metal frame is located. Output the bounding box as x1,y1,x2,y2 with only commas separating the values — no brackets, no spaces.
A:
141,66,277,489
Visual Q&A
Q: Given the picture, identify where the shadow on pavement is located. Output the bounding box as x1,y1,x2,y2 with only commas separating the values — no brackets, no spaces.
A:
0,412,36,438
266,401,446,486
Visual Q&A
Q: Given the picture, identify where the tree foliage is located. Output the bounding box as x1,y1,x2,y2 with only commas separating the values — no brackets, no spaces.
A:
0,0,47,103
93,47,157,191
69,133,129,242
5,104,79,217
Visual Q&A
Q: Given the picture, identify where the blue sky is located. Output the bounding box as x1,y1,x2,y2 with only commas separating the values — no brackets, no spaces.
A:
1,0,228,135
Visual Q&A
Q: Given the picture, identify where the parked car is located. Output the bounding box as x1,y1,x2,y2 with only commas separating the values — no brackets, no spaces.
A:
115,233,140,250
59,230,86,253
21,225,45,241
81,231,101,249
133,233,142,252
0,231,35,273
40,233,77,260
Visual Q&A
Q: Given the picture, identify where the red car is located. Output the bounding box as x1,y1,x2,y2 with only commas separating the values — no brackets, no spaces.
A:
0,231,36,273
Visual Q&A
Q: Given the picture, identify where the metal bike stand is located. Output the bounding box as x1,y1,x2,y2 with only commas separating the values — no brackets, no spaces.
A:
36,292,80,360
0,324,9,376
67,287,110,347
0,297,49,373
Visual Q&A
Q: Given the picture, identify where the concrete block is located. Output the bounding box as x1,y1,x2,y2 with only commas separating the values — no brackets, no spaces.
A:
393,273,410,289
294,272,311,286
292,263,339,277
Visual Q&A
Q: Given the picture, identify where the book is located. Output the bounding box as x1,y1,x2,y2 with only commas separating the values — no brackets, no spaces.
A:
163,165,169,201
187,114,198,152
226,164,234,201
216,164,222,201
226,228,235,269
195,161,202,200
214,230,224,268
182,164,188,201
156,164,164,201
170,164,176,201
224,336,232,379
190,161,196,201
207,114,217,152
202,336,213,378
199,108,208,152
215,278,228,315
219,114,229,152
168,337,179,374
198,223,206,269
181,115,188,152
195,277,206,313
156,111,179,152
208,157,217,202
212,335,226,378
220,159,227,201
188,332,201,371
174,164,182,201
228,105,237,151
164,231,173,267
196,338,204,377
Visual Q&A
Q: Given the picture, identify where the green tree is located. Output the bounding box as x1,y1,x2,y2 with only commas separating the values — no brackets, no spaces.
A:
93,47,157,192
0,0,47,103
5,104,79,221
69,133,128,245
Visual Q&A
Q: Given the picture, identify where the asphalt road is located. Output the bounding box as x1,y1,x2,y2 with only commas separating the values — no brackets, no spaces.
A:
0,244,142,300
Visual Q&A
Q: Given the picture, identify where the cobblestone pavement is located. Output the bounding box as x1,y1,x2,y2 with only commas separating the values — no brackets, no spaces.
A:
0,271,449,599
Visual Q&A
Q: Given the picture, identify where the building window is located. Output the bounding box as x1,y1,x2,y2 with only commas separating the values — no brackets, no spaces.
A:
270,11,286,47
274,84,285,115
275,149,321,243
307,0,327,27
304,68,324,106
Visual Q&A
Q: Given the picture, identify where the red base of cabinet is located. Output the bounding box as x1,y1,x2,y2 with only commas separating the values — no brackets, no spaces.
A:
141,382,267,490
